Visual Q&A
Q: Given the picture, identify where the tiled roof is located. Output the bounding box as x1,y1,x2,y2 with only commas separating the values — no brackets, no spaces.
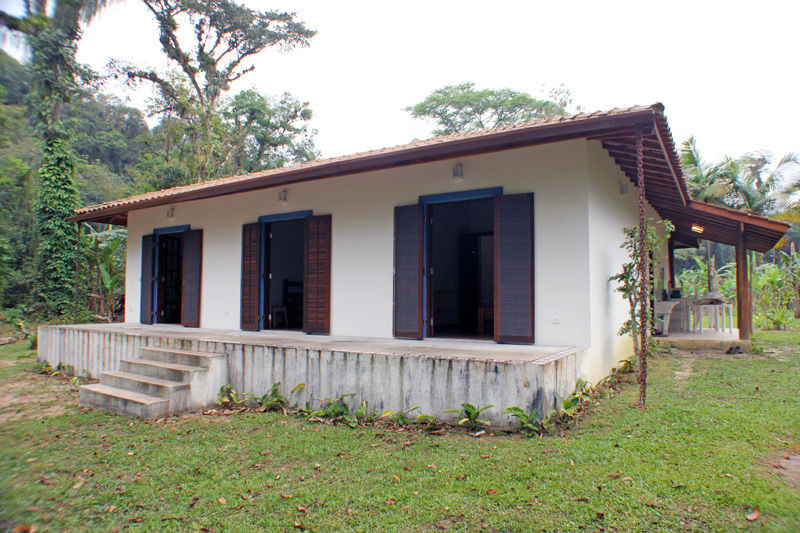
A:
72,104,662,222
71,102,788,252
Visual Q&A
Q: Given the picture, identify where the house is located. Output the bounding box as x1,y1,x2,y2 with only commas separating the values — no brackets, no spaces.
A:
38,104,788,425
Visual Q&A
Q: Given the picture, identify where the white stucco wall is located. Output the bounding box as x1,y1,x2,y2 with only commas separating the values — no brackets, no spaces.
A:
585,142,638,380
583,141,671,381
126,140,594,348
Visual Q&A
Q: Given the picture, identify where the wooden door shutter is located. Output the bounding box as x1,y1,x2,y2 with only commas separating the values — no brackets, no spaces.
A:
393,204,424,339
181,229,203,328
140,234,155,324
494,193,535,344
304,215,332,334
240,222,262,331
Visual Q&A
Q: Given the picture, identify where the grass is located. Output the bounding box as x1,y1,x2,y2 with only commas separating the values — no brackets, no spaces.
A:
0,338,799,532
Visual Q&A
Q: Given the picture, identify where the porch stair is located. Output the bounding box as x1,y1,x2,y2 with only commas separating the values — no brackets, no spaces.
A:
79,346,228,418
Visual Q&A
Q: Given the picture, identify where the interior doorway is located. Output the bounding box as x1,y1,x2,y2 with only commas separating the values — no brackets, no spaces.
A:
155,233,183,324
427,197,494,338
263,218,305,330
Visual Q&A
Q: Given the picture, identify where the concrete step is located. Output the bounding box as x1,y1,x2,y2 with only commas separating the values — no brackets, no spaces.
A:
100,370,189,398
79,383,171,418
120,358,205,382
139,346,225,368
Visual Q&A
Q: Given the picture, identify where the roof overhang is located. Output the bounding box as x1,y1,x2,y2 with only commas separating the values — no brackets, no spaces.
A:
72,103,789,253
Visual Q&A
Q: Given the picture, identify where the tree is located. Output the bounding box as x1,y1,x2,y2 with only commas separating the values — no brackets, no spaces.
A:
121,0,315,181
0,0,121,315
406,82,569,136
219,89,317,174
681,137,800,218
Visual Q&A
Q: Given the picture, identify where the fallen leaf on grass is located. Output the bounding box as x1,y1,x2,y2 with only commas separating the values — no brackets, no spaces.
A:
385,498,396,505
403,466,412,471
71,480,84,490
259,450,270,456
161,517,183,522
10,526,35,533
293,521,305,530
189,497,200,507
621,477,633,483
280,493,293,499
296,506,307,514
746,509,760,521
217,497,227,505
107,506,117,513
393,475,401,482
486,489,498,495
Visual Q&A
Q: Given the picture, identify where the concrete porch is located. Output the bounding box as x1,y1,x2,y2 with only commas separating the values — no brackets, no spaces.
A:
653,328,750,352
38,323,584,428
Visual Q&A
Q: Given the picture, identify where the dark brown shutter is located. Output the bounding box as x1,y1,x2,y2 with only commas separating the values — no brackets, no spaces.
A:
304,215,332,334
240,222,262,331
140,234,155,324
393,204,424,339
181,229,203,327
494,193,534,344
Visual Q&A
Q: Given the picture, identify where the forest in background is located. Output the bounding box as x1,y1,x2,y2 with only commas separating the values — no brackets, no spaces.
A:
0,0,798,334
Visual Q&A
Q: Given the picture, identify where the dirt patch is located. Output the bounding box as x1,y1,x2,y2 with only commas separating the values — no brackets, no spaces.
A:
674,356,695,381
0,371,74,423
768,451,800,489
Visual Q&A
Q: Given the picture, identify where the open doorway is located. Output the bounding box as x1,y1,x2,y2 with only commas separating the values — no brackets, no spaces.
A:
263,218,305,330
155,233,183,324
428,197,494,338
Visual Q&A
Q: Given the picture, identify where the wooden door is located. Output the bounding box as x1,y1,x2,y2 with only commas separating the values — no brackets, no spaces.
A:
140,234,154,324
394,204,424,339
240,222,262,331
303,215,331,334
494,193,534,344
181,229,203,327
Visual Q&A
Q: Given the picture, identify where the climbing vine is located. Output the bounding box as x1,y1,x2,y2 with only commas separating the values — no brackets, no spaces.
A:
30,27,83,315
36,137,79,315
609,218,673,408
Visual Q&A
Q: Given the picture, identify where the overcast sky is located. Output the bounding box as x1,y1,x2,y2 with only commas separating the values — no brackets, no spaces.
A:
7,0,800,162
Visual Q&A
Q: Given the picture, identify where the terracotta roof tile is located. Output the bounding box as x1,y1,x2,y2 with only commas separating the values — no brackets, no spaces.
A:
73,104,661,219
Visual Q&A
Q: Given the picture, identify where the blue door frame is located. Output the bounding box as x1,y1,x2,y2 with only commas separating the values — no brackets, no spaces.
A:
151,225,190,322
417,187,502,337
257,210,312,330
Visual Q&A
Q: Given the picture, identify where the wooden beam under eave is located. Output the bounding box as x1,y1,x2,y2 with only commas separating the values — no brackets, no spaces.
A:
736,225,751,340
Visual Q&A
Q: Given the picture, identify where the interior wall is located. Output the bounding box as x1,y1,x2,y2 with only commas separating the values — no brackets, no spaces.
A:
430,199,493,328
268,220,305,317
125,140,592,348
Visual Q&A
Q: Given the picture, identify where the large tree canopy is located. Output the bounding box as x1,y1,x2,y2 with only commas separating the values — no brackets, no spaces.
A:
120,0,316,181
406,82,570,136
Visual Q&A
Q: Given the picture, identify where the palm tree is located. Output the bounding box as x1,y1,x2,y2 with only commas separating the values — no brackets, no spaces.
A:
681,137,800,218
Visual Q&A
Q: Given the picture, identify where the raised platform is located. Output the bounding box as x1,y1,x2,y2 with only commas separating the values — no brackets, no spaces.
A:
653,328,750,352
38,323,584,427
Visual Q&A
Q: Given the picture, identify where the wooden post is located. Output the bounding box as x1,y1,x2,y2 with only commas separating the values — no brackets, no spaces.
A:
667,239,676,290
736,225,751,340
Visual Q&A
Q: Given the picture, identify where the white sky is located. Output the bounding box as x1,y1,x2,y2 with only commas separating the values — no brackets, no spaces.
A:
8,0,800,162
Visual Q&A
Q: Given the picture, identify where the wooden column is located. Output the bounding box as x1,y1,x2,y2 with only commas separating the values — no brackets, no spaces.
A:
735,225,751,340
667,239,676,290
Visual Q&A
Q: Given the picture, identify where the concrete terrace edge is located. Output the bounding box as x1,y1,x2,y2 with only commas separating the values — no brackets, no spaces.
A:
38,324,585,428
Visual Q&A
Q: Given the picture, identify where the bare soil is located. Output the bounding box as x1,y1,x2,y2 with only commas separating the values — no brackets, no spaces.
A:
768,451,800,490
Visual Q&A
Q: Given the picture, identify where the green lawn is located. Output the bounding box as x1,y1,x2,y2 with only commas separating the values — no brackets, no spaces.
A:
1,338,799,532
